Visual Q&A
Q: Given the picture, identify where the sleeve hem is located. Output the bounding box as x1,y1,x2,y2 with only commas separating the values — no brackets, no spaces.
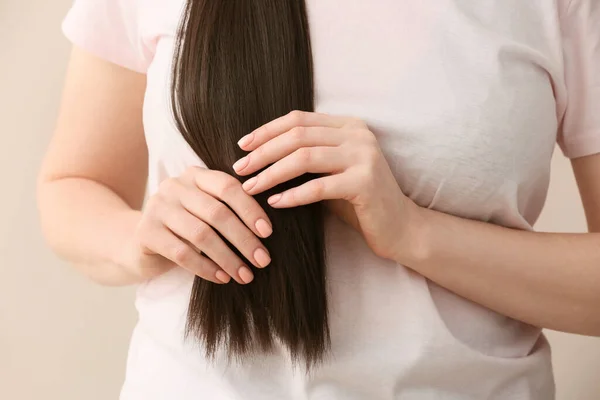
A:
61,12,148,74
558,131,600,158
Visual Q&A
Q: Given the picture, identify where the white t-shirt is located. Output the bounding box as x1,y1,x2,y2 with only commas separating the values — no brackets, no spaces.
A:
62,1,600,399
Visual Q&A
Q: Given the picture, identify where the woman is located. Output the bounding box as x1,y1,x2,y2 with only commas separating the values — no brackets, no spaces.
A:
38,0,600,398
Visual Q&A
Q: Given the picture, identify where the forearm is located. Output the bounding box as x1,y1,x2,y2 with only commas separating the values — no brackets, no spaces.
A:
400,203,600,336
38,177,143,286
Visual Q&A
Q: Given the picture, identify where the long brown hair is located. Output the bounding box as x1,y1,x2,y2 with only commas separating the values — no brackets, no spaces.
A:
170,1,329,367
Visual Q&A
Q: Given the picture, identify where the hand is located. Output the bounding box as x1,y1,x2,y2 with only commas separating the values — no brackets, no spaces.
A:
126,167,273,285
233,111,415,262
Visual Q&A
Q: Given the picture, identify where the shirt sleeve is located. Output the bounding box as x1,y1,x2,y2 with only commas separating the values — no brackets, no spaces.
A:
61,0,151,73
557,0,600,159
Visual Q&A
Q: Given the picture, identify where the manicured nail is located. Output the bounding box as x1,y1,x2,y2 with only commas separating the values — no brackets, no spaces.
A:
268,194,282,205
242,177,257,192
233,156,249,172
255,219,273,238
215,270,231,284
254,248,271,268
238,133,254,148
238,266,254,284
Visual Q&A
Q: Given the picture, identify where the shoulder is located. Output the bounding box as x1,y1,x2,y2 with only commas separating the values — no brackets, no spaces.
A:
62,0,181,73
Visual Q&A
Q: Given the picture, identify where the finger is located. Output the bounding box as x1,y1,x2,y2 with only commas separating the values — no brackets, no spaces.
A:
161,205,255,284
233,127,346,176
188,168,273,239
178,187,272,270
242,147,346,195
267,175,353,208
142,224,228,284
238,111,351,151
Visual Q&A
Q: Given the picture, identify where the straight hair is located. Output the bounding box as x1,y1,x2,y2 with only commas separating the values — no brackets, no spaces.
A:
170,0,329,367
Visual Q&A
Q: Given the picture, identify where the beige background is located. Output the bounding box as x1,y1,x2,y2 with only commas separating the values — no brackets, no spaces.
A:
1,1,599,399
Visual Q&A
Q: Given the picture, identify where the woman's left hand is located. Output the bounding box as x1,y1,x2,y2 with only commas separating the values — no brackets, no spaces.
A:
233,110,417,262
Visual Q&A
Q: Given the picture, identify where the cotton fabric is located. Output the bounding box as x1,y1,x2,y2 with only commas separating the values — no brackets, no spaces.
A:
62,1,600,398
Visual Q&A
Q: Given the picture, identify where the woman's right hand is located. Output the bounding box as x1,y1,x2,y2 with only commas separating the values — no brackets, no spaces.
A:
126,166,273,285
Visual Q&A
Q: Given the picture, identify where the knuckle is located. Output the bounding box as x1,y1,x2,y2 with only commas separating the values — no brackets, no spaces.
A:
145,195,162,213
158,178,178,195
346,117,367,129
363,146,380,164
191,223,212,244
255,125,269,139
145,199,169,223
172,245,192,265
206,203,231,223
288,110,305,124
311,179,325,197
356,167,374,188
257,169,270,187
296,147,312,163
239,232,259,250
239,206,256,221
364,131,379,146
220,248,240,265
209,170,232,186
195,265,214,281
355,118,368,128
253,144,266,159
355,127,374,140
289,126,305,143
218,177,241,199
184,166,201,178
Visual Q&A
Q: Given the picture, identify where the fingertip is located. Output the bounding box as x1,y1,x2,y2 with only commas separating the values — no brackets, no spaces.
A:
255,218,273,238
254,248,271,268
237,133,254,149
267,193,282,206
232,156,249,173
242,177,258,192
238,266,254,284
215,270,231,284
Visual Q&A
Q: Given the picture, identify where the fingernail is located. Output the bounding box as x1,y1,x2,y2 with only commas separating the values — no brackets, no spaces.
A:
242,177,257,192
238,133,254,148
255,219,273,238
268,194,282,205
233,156,249,172
215,270,231,284
254,248,271,268
238,266,254,284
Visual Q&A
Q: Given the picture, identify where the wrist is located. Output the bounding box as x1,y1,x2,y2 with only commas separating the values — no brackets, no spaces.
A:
394,199,433,268
111,209,145,278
